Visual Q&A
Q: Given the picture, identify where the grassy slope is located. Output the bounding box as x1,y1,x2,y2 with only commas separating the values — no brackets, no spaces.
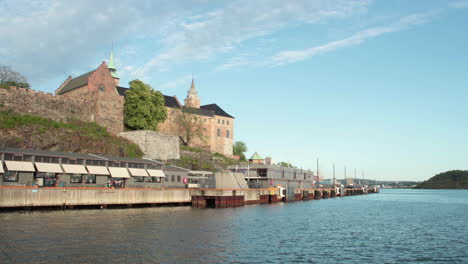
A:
0,110,143,158
414,170,468,189
169,145,240,171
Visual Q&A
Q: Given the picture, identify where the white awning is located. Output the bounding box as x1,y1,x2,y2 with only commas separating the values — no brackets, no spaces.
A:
62,164,87,174
0,163,4,173
35,162,63,173
147,169,166,177
128,168,149,177
5,161,35,172
108,167,130,178
86,166,110,175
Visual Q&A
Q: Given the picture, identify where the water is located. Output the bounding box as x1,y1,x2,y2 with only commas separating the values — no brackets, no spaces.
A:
1,189,468,263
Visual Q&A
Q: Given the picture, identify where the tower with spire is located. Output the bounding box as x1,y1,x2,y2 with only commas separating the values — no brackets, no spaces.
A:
108,51,120,86
184,78,201,108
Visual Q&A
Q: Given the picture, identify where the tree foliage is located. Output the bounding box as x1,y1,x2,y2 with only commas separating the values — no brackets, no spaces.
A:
176,107,205,146
413,170,468,189
233,141,248,160
0,65,30,89
278,161,294,168
124,79,167,130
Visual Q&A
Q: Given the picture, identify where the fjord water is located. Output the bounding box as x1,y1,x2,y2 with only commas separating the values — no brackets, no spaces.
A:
1,189,468,264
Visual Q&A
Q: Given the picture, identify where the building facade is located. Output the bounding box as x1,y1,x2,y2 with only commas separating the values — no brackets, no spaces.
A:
55,54,235,157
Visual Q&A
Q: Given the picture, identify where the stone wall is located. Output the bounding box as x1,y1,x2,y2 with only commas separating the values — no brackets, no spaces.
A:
0,87,124,134
119,130,180,161
0,87,95,124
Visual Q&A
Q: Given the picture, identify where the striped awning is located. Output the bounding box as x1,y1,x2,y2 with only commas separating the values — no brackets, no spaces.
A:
147,169,166,177
5,161,35,172
86,166,110,175
35,162,63,173
108,167,130,178
128,168,149,177
62,164,87,174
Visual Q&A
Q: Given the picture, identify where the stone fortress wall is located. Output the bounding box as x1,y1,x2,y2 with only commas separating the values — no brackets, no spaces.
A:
0,86,124,134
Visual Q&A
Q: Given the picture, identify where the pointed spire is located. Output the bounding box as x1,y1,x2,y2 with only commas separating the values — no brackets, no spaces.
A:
184,77,201,108
108,50,119,79
187,77,198,99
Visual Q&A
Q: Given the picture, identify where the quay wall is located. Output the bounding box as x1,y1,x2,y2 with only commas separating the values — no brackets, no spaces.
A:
0,188,191,208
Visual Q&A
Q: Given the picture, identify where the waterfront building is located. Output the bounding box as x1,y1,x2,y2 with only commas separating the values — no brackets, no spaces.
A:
228,164,315,190
0,148,165,188
54,52,235,157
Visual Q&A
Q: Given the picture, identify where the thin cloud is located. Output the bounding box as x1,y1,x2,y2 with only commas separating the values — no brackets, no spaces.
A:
449,1,468,9
158,75,193,91
268,12,435,67
131,0,372,77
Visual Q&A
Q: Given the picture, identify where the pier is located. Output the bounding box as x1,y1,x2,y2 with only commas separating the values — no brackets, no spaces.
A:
0,186,378,210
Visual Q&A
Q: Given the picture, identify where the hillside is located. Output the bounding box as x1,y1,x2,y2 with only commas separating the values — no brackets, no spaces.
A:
168,145,241,171
0,109,143,158
413,170,468,189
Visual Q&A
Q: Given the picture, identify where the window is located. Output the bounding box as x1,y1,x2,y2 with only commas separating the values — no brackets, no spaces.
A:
70,174,82,183
177,176,181,182
304,173,306,180
294,171,297,179
227,120,230,125
226,130,230,138
36,172,56,187
218,119,220,124
222,120,225,125
3,171,19,182
171,175,175,182
68,159,77,164
134,176,145,182
204,118,206,123
146,177,160,183
4,154,13,160
84,175,96,184
258,169,267,177
13,155,23,161
282,170,285,178
203,127,206,132
99,84,105,92
217,128,221,137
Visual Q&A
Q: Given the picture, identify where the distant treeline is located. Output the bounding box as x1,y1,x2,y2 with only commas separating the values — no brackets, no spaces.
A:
413,170,468,189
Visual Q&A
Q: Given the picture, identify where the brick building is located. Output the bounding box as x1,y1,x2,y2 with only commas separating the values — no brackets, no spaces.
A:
55,53,234,157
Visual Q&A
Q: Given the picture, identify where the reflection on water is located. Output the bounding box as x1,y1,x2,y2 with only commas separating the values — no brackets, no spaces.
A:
1,189,468,263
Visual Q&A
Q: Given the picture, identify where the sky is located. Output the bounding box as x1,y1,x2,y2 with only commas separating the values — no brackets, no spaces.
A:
1,0,468,181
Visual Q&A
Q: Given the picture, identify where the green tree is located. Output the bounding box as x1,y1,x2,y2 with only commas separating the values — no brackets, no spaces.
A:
278,161,293,168
124,79,167,130
233,141,248,161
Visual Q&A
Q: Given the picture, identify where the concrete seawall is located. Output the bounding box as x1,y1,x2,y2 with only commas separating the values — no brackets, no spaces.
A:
0,186,378,209
0,187,191,208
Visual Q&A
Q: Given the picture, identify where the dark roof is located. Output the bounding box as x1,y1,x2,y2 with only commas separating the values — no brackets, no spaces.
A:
116,86,181,108
0,147,106,160
57,70,95,95
183,106,214,117
201,104,234,118
0,147,164,165
164,95,181,108
116,86,128,96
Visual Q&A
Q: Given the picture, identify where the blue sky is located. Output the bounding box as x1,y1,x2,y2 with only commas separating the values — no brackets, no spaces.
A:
1,0,468,181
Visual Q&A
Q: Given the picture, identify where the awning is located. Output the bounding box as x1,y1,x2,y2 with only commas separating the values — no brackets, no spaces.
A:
0,163,4,173
147,169,166,177
128,168,149,177
5,161,35,172
62,164,88,174
86,166,110,175
108,167,130,178
35,162,63,173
